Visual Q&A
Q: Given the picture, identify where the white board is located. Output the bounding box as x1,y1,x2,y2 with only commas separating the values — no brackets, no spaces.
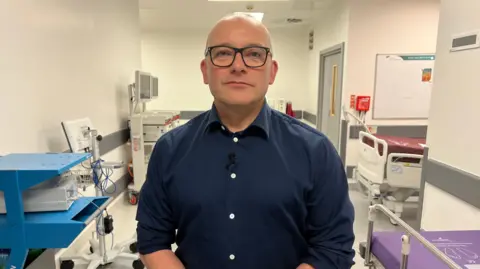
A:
372,54,435,119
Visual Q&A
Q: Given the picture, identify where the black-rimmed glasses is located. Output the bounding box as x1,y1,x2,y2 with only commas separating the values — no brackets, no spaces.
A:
205,45,271,68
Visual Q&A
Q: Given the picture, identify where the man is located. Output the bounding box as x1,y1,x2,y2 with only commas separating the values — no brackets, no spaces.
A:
136,13,355,269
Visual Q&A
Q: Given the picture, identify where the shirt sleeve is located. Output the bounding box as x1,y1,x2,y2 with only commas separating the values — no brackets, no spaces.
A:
301,137,356,268
135,138,176,255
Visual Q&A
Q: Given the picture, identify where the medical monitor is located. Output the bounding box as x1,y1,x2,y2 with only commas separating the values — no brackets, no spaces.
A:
61,117,94,153
135,70,153,101
151,76,159,98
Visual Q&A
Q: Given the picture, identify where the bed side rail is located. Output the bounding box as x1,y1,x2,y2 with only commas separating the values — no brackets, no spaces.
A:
364,204,463,269
386,153,424,189
359,131,388,157
387,153,424,164
358,131,388,185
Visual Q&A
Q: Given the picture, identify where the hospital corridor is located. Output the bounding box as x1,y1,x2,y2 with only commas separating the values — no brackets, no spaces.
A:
1,0,480,268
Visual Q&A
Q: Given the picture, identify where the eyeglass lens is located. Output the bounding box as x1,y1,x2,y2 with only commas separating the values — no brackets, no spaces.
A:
210,46,268,67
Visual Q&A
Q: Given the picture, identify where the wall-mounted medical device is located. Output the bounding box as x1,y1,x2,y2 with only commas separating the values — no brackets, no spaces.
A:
129,110,180,193
348,94,371,123
135,70,159,102
355,95,371,112
152,76,159,99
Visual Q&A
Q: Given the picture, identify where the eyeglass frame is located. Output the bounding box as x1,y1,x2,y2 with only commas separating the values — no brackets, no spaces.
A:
204,45,273,68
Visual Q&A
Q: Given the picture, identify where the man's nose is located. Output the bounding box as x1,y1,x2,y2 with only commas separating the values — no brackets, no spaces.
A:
231,52,246,72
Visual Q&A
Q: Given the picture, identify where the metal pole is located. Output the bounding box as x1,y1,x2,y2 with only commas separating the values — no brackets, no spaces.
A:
128,84,134,116
364,206,376,266
371,204,463,269
91,129,108,263
400,234,410,269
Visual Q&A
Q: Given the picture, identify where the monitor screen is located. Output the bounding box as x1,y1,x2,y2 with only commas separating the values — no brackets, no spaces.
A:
135,70,152,101
152,76,158,98
61,118,94,153
140,73,151,99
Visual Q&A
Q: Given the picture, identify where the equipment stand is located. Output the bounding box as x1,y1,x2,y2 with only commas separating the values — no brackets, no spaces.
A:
59,129,143,269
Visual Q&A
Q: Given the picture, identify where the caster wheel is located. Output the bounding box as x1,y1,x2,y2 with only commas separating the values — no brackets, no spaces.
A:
133,259,145,269
60,260,74,269
130,242,138,253
129,192,138,205
390,218,398,226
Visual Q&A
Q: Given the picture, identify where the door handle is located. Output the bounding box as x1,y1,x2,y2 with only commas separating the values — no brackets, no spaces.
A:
330,65,338,116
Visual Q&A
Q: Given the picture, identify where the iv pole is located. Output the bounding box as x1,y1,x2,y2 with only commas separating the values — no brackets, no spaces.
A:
90,129,108,263
58,128,144,269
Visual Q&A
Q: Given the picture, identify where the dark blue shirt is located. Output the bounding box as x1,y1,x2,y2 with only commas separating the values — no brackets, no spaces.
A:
136,103,355,269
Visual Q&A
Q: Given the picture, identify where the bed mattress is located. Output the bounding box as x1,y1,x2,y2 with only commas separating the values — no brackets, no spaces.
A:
374,135,426,155
370,230,480,269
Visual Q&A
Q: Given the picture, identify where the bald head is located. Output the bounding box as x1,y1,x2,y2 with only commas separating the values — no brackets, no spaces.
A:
200,13,279,110
206,13,273,51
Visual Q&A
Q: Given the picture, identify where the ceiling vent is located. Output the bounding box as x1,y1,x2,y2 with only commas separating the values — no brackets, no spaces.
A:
286,18,303,24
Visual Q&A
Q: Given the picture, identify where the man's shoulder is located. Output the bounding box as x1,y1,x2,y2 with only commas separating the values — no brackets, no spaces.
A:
271,109,328,144
155,110,209,149
270,110,342,168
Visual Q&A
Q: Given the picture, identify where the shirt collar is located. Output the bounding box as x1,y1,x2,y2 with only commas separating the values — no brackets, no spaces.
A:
204,101,271,138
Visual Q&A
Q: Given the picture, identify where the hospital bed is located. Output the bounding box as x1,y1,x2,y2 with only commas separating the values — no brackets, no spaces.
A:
354,131,426,224
359,204,479,269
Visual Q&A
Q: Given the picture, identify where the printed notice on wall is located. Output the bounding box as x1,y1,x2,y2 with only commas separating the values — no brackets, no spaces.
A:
422,68,433,82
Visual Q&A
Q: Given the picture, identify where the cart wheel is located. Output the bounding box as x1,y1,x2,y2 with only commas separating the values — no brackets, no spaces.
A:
60,260,74,269
130,242,138,253
390,218,398,226
129,193,138,205
132,259,145,269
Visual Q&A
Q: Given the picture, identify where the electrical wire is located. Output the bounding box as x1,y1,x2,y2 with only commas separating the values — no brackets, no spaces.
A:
76,158,117,237
91,159,117,197
128,160,134,178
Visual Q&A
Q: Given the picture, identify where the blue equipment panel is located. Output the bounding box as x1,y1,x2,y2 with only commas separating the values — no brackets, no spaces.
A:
0,196,111,249
0,152,112,269
0,153,90,191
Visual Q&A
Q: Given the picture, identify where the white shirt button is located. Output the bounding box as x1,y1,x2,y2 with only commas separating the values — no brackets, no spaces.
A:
229,213,235,219
233,137,239,143
229,254,235,260
230,173,236,179
221,126,226,131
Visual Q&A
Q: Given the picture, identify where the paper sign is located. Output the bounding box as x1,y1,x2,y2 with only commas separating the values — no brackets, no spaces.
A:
422,68,433,82
391,165,403,174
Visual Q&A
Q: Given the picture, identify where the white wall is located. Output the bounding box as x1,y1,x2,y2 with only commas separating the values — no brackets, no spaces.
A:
345,0,440,126
0,0,141,267
421,0,480,230
306,1,350,115
343,0,440,170
141,26,310,111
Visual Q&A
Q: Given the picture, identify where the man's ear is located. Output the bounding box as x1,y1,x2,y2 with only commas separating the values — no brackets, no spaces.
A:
200,59,209,84
269,60,279,85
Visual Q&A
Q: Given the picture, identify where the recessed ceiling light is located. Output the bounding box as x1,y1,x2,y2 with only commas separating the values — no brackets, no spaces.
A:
209,0,289,1
233,12,264,22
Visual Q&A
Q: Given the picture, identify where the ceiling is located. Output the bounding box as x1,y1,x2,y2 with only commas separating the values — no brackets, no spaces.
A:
139,0,338,31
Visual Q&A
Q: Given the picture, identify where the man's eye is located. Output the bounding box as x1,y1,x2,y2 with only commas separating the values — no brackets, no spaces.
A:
215,51,233,57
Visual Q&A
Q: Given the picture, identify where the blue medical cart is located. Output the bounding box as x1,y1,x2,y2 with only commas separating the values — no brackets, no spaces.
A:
0,153,111,269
